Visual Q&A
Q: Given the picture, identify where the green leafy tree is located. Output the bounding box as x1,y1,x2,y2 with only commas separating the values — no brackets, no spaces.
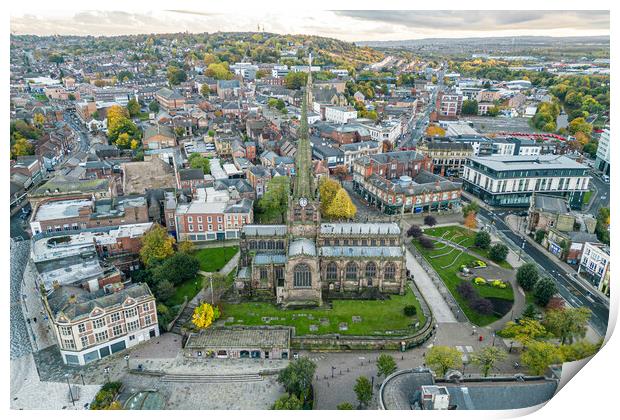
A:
516,263,539,291
489,243,508,262
544,307,591,345
126,98,141,117
521,340,562,375
167,66,187,85
155,279,175,302
534,229,545,244
471,346,507,377
139,224,176,267
500,319,548,347
568,117,593,136
257,177,290,223
403,305,417,316
376,354,398,377
152,252,200,286
474,231,491,250
277,357,316,404
272,394,303,410
188,152,211,175
595,207,610,245
149,101,160,113
533,277,558,307
559,340,601,362
425,346,461,376
284,72,308,90
522,303,538,320
462,202,480,216
353,376,373,408
462,99,478,115
205,62,233,80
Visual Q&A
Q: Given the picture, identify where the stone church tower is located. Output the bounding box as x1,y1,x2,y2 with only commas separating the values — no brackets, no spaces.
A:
283,53,322,307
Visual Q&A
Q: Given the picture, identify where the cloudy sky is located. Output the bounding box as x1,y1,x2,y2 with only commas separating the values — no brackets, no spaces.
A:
10,10,610,41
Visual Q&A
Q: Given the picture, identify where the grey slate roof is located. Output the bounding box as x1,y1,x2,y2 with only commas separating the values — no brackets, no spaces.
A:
320,246,403,258
533,195,569,214
320,223,401,236
289,239,317,256
179,168,205,181
47,283,153,321
225,198,253,213
156,87,183,100
143,124,175,140
185,327,290,349
243,225,287,236
253,254,287,265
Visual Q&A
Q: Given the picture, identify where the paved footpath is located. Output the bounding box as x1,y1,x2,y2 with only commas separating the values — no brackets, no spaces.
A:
405,249,457,323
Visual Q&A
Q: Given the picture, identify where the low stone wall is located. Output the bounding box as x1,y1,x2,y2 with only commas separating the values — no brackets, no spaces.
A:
165,296,188,332
291,317,434,351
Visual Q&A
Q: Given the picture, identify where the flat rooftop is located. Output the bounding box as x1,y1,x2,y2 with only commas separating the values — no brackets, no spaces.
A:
469,154,587,172
34,199,92,222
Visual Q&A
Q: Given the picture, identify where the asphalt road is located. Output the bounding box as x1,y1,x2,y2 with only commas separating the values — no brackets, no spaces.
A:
587,170,610,216
476,205,609,336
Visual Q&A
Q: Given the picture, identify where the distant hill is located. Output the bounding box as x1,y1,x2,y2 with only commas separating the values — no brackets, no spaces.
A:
357,35,610,48
11,32,385,70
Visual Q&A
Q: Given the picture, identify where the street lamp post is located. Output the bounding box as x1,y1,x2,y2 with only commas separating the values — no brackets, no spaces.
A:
209,275,214,305
80,373,85,386
104,367,110,384
518,239,526,261
124,354,130,370
65,374,75,406
331,366,335,379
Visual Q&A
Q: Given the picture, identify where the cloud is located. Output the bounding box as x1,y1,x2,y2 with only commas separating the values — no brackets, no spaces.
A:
10,10,610,40
334,10,610,32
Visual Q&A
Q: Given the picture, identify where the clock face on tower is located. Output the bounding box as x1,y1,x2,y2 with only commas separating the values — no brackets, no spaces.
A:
299,197,308,208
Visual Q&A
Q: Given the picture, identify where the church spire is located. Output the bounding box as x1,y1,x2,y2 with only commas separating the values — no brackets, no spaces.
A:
293,53,314,200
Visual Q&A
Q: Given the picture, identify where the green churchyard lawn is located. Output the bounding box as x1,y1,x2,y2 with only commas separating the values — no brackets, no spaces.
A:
193,246,239,272
221,287,426,336
423,225,513,269
412,237,514,327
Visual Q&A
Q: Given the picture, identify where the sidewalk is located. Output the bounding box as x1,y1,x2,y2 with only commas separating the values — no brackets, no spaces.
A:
21,259,56,352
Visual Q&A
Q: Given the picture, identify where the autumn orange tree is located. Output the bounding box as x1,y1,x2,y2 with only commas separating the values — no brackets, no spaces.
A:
326,188,357,220
107,104,140,148
464,212,477,229
425,124,446,137
319,177,341,217
192,303,221,329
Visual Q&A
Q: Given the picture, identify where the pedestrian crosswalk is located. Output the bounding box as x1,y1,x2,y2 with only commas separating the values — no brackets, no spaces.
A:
307,354,327,362
455,345,475,363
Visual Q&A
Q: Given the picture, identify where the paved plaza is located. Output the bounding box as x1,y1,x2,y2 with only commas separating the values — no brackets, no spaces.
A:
308,322,523,409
